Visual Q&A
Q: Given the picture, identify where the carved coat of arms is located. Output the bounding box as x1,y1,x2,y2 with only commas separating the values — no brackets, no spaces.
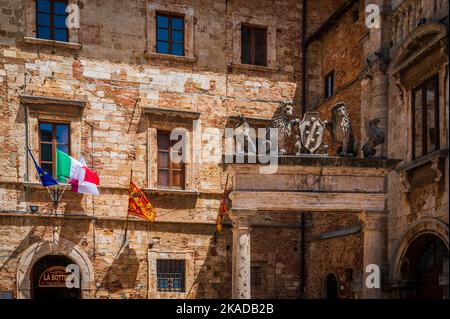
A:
297,112,328,155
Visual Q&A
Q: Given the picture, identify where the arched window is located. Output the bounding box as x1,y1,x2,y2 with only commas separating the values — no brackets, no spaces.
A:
324,273,338,299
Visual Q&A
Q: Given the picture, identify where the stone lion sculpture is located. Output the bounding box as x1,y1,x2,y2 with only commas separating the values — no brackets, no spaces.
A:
327,102,358,157
266,102,299,155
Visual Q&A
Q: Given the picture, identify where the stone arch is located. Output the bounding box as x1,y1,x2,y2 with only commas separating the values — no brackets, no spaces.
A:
390,23,448,73
16,238,94,299
390,217,449,281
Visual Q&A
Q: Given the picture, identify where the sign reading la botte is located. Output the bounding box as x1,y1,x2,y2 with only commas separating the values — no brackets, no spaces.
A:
38,266,71,288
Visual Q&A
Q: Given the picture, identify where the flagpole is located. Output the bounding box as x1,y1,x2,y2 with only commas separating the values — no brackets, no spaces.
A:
123,168,133,246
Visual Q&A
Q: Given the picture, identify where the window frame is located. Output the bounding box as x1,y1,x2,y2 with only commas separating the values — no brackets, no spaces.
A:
251,265,263,291
157,131,185,190
241,24,268,66
324,71,334,99
156,259,186,293
411,74,440,160
36,0,69,42
155,11,185,56
38,121,71,178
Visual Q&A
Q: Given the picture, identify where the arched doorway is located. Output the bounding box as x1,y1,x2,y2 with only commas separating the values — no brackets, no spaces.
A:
31,255,81,299
398,234,448,299
323,273,339,299
17,239,94,299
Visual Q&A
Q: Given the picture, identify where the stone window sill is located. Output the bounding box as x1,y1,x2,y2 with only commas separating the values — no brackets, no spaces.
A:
23,37,82,50
396,149,448,172
143,188,199,196
395,149,448,193
230,63,277,73
147,52,197,63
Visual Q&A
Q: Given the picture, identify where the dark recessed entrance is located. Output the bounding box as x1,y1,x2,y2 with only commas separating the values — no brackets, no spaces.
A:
399,234,448,299
324,273,339,299
31,255,81,299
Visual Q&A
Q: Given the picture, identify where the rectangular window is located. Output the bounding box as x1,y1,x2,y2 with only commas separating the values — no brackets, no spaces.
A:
39,122,70,177
157,131,185,189
36,0,69,42
411,75,439,159
251,266,262,290
241,25,267,66
156,13,184,56
157,259,186,292
324,71,334,98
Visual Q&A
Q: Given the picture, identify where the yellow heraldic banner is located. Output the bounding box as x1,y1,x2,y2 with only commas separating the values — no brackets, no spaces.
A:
128,181,156,222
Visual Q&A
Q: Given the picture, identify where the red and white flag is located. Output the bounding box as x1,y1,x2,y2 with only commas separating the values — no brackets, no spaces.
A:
70,157,100,195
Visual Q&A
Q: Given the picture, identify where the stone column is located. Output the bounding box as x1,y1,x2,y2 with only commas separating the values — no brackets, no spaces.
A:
359,210,388,299
229,211,253,299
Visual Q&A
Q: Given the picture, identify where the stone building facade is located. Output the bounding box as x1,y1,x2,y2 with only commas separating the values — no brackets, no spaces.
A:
0,0,448,299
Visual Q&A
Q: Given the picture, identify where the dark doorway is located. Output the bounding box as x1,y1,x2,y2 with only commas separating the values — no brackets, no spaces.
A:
399,234,448,299
31,255,81,299
324,273,338,299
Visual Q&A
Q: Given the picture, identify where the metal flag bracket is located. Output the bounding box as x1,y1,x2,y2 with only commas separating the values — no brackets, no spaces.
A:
45,179,69,215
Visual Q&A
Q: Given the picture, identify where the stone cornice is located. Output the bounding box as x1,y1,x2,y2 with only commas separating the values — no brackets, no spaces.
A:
20,95,86,109
226,115,271,127
223,155,401,170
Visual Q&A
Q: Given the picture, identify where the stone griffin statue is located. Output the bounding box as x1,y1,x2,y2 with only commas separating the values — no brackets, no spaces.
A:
362,118,385,158
234,115,256,154
266,102,299,155
327,102,359,157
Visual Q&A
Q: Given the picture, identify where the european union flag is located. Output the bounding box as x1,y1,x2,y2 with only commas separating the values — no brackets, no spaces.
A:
28,149,58,187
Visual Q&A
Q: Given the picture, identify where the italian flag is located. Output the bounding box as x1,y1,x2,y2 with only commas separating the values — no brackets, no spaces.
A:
57,150,100,195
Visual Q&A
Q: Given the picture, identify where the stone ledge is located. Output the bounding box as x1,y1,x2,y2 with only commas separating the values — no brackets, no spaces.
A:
22,181,71,189
395,149,448,172
23,37,82,50
20,94,86,109
223,155,401,169
147,52,197,63
143,106,201,119
230,63,277,73
227,115,271,127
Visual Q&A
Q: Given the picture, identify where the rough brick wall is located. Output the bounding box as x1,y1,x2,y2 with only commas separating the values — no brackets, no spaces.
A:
0,0,308,299
304,212,363,299
306,0,365,156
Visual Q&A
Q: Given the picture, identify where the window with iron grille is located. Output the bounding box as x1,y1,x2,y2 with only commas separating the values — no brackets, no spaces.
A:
156,13,184,56
251,265,263,291
157,259,186,292
36,0,69,42
241,25,267,66
39,122,70,178
324,71,334,98
411,75,440,159
157,131,185,189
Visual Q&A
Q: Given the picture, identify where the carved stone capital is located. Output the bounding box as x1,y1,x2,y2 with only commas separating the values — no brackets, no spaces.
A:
358,210,388,231
228,210,256,231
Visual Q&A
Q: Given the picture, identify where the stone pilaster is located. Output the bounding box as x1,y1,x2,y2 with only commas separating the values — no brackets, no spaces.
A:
229,210,254,299
358,210,388,299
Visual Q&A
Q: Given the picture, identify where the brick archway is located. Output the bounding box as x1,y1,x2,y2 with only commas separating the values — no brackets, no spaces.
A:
16,238,94,299
391,217,449,282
